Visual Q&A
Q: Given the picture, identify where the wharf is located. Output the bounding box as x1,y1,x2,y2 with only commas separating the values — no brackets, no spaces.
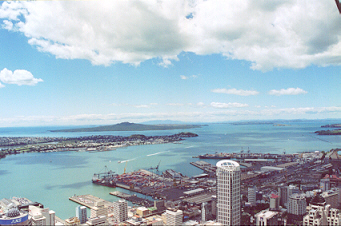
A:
109,191,154,207
190,161,216,173
69,194,114,209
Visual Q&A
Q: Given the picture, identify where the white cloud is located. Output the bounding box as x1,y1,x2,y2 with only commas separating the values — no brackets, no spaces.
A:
0,82,4,88
269,87,308,96
196,102,205,107
2,19,12,30
1,106,340,126
212,88,259,96
180,75,197,80
210,102,249,108
167,103,185,106
1,1,340,70
0,68,43,86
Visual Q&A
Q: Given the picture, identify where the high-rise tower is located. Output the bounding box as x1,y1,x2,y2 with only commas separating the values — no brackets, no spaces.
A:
216,160,241,226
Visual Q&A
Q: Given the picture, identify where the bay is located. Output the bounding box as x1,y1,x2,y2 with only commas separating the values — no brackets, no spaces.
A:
0,120,340,219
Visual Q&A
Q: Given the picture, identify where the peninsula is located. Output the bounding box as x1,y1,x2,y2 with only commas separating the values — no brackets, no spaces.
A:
0,132,198,159
50,122,202,132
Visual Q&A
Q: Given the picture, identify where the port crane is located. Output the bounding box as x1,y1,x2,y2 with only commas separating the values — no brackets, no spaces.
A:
148,160,161,175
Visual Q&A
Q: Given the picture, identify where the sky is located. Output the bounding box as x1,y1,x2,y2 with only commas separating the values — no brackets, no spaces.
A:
0,0,340,127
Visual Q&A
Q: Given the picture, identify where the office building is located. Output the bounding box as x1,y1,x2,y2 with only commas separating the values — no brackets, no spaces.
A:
288,193,307,216
216,160,241,226
161,209,183,226
248,186,257,206
320,178,330,192
113,199,128,223
76,205,87,224
29,205,55,226
278,186,288,207
269,194,280,211
90,202,107,219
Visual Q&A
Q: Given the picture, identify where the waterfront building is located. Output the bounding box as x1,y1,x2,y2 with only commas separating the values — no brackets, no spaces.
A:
248,186,257,206
65,217,80,225
29,205,55,226
90,201,107,219
269,194,280,211
76,205,87,224
288,193,307,216
303,192,341,226
86,216,107,226
113,199,127,223
0,207,29,225
255,210,279,226
136,207,149,217
161,209,183,226
216,160,241,226
320,178,330,191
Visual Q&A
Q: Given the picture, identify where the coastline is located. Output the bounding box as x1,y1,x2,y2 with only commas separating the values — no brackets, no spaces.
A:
0,132,198,160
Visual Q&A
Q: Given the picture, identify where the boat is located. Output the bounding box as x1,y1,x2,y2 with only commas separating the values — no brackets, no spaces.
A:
92,166,118,188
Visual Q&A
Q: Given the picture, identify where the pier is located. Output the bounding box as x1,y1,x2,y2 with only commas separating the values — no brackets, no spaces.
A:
69,194,114,209
190,161,216,173
109,191,154,207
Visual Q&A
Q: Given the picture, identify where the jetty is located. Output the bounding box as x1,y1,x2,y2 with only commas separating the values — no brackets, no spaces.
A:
69,194,114,209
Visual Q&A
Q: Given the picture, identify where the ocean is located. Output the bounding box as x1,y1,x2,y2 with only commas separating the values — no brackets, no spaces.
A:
0,119,340,219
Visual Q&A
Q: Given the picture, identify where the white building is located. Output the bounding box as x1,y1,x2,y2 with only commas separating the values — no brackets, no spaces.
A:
288,193,307,216
113,199,128,223
303,193,341,226
216,160,241,226
269,194,280,211
76,205,87,224
248,186,257,206
161,209,183,226
255,210,279,226
90,202,107,219
89,202,107,225
29,205,55,226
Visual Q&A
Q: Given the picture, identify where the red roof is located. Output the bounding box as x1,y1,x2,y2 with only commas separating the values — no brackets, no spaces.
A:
270,194,279,199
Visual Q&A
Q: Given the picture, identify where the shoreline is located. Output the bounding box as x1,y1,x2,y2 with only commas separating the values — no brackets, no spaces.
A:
0,132,198,160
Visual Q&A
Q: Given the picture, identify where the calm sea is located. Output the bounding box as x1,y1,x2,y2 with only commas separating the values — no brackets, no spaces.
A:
0,120,340,219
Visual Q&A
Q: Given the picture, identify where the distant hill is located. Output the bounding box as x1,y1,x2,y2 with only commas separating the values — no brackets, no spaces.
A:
50,122,202,132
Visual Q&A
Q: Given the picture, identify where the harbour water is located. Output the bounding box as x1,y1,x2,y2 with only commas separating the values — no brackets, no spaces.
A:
0,120,340,219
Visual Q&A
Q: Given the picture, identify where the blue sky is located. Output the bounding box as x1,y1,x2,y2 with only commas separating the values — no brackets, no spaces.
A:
0,0,340,127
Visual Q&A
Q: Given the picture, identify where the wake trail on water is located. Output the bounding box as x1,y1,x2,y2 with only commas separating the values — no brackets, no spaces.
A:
146,151,170,157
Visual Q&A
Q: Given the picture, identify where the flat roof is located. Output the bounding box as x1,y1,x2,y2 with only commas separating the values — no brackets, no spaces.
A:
184,188,204,195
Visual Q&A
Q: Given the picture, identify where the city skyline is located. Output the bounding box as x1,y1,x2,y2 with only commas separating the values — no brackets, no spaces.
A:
0,1,340,127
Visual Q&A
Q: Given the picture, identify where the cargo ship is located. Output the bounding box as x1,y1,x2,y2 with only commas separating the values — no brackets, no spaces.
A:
92,166,118,188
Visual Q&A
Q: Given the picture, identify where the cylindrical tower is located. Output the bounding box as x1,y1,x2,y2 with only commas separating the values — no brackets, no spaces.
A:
216,160,241,226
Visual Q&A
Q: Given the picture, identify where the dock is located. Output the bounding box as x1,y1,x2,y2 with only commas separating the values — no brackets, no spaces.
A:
69,194,114,209
190,161,216,173
109,191,154,207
